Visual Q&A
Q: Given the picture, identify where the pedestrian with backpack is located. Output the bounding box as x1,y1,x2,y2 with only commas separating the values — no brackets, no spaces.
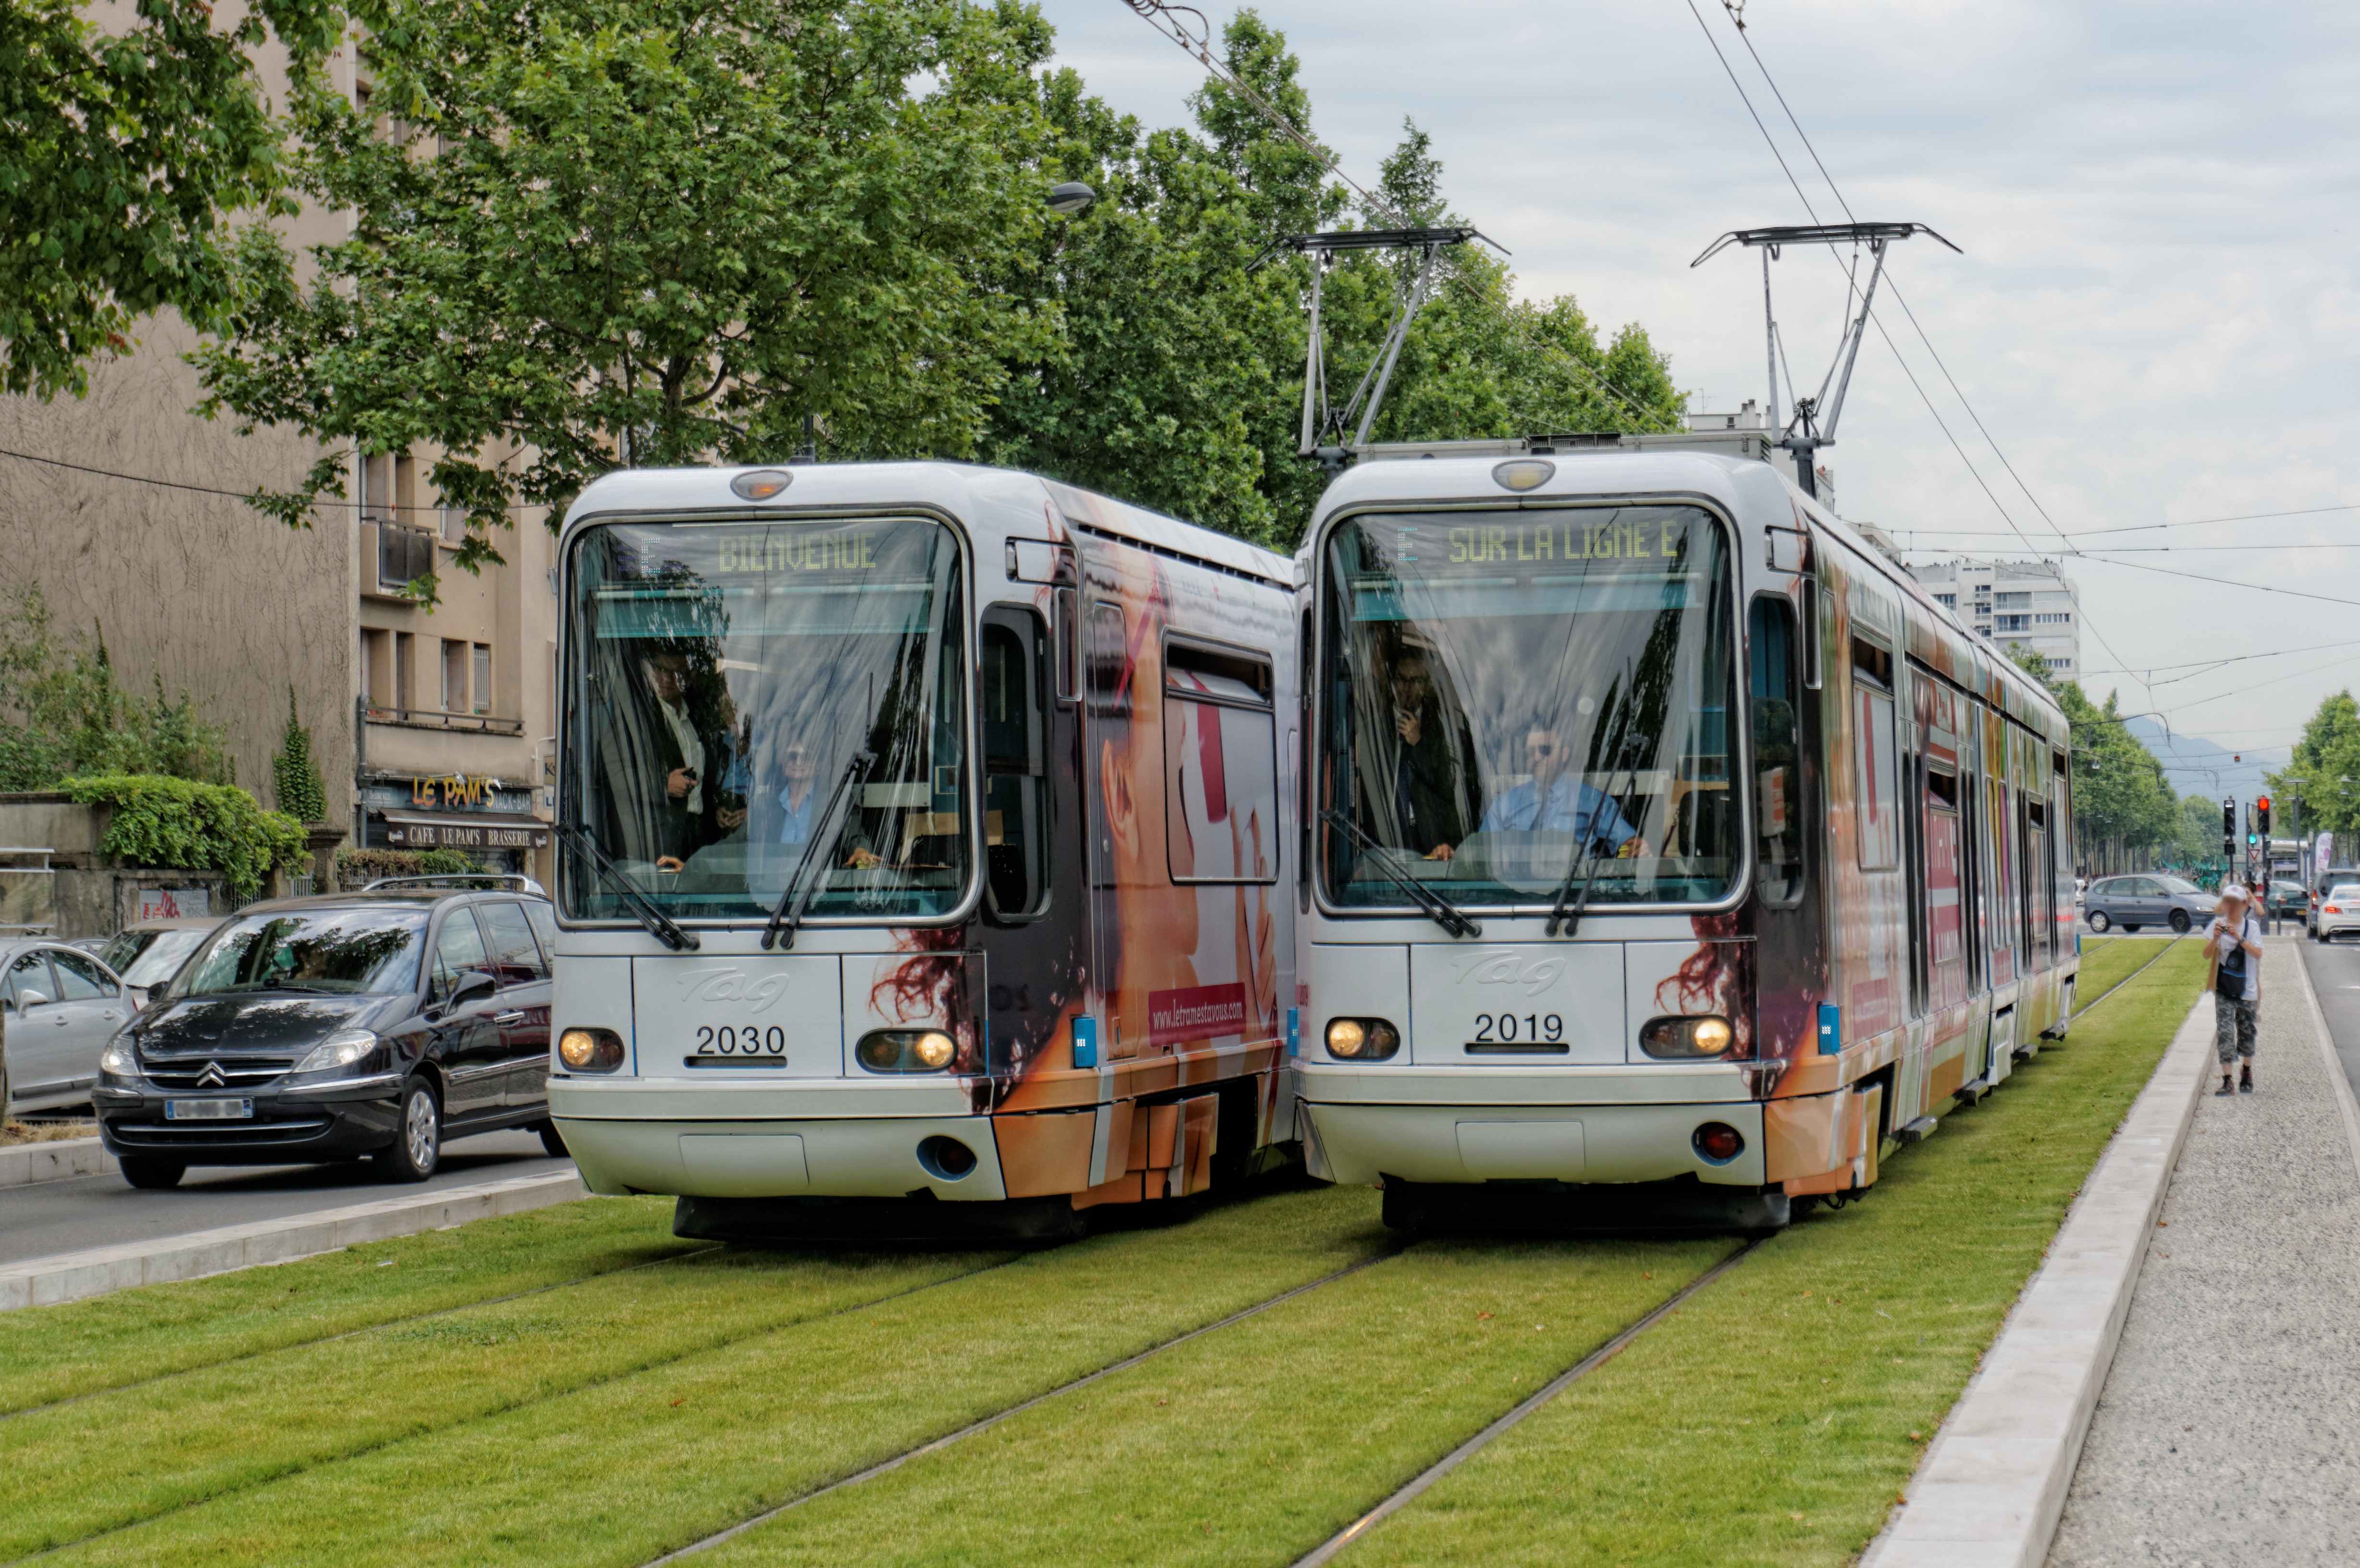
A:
2206,883,2263,1096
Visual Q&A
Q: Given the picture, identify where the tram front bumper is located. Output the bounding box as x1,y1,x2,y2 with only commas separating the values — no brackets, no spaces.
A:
550,1076,1007,1201
1296,1066,1766,1188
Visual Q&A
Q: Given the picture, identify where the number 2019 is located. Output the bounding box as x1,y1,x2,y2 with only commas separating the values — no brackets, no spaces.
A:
1472,1014,1563,1042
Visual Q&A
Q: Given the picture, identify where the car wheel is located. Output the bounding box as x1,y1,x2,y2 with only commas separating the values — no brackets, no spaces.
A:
535,1119,568,1158
2170,910,2191,934
375,1080,442,1183
120,1156,185,1189
2123,924,2142,932
2088,910,2111,933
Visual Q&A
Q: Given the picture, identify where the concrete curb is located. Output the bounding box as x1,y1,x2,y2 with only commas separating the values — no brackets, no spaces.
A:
0,1135,112,1188
1857,986,2215,1568
0,1168,588,1312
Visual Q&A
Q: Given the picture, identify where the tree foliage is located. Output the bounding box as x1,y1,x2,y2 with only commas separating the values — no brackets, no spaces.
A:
2268,690,2360,835
0,584,234,790
0,0,338,398
983,15,1682,550
2007,648,2177,858
61,773,309,896
197,0,1062,597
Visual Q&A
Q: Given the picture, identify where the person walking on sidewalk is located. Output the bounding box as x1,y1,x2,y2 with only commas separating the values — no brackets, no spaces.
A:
2206,882,2264,1095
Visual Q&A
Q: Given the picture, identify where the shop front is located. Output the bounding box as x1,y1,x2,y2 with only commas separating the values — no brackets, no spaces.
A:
361,772,551,877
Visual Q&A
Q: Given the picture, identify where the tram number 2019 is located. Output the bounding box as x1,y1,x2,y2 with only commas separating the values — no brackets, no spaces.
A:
694,1026,788,1056
1471,1014,1564,1043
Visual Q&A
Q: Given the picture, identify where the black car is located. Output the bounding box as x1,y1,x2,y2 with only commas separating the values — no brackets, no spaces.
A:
93,883,561,1188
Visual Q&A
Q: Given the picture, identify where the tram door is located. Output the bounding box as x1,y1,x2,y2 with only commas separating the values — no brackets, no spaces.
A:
1083,585,1130,1056
1748,594,1823,1059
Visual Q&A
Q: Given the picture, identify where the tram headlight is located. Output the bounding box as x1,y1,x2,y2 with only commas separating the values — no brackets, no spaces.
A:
1639,1015,1738,1060
1326,1018,1401,1061
856,1029,962,1074
558,1028,626,1073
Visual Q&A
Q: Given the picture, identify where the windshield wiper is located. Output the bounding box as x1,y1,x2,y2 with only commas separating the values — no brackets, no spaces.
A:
260,980,335,993
1321,808,1481,939
763,750,875,952
1547,658,1671,938
553,821,698,952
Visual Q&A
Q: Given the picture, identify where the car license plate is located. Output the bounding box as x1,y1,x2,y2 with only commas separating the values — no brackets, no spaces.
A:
165,1098,253,1121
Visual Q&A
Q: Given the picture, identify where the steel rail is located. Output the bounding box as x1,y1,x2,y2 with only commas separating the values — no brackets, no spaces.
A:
639,1245,1411,1565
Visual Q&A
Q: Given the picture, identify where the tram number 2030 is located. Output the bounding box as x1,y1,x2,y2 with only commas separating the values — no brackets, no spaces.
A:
693,1025,789,1056
1471,1014,1565,1043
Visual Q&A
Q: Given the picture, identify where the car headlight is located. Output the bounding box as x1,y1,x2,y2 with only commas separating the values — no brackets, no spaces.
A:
99,1038,140,1080
294,1029,382,1076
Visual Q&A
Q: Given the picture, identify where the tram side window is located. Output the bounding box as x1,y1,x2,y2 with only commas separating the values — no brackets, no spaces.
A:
1165,640,1279,884
981,609,1050,919
1749,597,1803,904
1852,637,1900,870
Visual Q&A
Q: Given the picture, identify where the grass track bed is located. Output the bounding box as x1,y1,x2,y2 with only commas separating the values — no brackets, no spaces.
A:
692,1237,1736,1567
1337,943,2205,1566
0,1248,1008,1558
0,1196,696,1414
30,1186,1389,1567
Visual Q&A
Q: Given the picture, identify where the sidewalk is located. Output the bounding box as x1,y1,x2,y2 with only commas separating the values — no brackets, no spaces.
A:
2048,940,2360,1565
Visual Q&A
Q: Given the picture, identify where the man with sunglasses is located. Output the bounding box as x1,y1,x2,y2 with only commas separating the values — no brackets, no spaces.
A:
1474,720,1641,855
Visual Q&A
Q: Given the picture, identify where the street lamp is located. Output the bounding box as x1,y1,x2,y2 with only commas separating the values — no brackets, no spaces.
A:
1046,182,1096,216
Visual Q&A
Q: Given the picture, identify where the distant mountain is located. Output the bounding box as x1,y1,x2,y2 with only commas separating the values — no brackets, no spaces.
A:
2119,716,2289,804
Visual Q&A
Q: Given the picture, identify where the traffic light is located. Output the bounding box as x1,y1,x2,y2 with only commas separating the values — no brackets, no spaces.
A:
2223,798,2237,858
2258,796,2272,836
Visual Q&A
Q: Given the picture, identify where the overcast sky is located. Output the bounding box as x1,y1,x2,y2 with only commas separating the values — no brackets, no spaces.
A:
1036,0,2360,796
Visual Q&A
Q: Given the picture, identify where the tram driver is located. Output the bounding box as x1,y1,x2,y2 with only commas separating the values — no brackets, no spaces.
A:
1440,718,1644,861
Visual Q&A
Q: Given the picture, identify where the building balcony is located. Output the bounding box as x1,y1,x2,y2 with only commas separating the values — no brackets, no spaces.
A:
362,705,525,736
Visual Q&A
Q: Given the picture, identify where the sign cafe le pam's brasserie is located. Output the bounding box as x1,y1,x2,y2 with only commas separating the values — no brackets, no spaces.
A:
372,773,551,860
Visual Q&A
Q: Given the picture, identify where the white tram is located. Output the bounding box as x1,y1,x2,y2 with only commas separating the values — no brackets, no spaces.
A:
545,463,1302,1239
1292,433,2078,1228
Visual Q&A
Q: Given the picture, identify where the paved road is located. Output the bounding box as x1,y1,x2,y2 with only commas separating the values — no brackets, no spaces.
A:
2298,935,2360,1105
2049,941,2360,1565
0,1129,572,1268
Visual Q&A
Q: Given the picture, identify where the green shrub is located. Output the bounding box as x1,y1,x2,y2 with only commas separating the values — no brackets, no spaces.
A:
61,775,310,898
335,847,481,886
271,688,329,822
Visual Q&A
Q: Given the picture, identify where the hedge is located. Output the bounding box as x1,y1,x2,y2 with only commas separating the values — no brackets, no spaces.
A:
60,775,311,899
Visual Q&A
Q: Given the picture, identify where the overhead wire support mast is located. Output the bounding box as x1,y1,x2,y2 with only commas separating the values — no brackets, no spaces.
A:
1286,227,1504,475
1691,221,1959,504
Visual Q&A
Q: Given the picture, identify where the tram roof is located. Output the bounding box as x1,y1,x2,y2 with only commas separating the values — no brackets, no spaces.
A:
557,461,1295,589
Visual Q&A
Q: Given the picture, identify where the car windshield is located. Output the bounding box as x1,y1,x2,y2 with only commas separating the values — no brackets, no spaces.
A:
100,928,213,988
171,907,430,997
1317,505,1737,909
562,516,968,923
2158,876,2201,894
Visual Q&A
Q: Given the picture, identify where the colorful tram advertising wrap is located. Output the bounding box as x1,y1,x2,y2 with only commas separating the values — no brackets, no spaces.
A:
546,464,1299,1239
1295,450,2076,1230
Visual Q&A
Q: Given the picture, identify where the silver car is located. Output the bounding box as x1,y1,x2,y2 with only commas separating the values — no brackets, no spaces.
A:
2,939,135,1114
2082,873,2216,935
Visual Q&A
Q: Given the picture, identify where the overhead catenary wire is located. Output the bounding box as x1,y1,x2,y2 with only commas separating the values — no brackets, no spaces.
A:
0,441,523,519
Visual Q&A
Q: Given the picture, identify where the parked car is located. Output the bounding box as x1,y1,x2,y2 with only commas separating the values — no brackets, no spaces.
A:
2311,867,2360,940
2318,883,2360,943
1,939,135,1115
92,883,562,1188
97,916,225,1009
2082,873,2217,934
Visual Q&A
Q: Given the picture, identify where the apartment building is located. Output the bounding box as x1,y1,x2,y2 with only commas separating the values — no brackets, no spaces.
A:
1905,558,2082,677
0,36,555,888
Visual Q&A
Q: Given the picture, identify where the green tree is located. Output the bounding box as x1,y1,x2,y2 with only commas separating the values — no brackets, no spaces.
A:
1,0,338,398
197,0,1061,598
271,686,328,822
2268,690,2360,835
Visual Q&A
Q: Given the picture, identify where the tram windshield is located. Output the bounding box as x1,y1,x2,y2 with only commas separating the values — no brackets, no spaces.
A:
1318,506,1738,910
561,515,967,923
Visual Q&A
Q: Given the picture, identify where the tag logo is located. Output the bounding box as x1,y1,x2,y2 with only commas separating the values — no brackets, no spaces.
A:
1446,949,1566,997
676,967,792,1015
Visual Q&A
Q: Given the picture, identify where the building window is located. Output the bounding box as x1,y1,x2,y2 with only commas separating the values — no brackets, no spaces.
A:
1934,593,1956,607
2036,612,2071,624
1997,614,2031,632
442,639,468,712
442,501,467,545
1995,591,2031,608
473,644,492,715
393,633,414,712
2053,658,2072,669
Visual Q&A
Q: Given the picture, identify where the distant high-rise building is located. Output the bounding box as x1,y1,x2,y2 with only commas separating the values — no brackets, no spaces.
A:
1905,558,2082,678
